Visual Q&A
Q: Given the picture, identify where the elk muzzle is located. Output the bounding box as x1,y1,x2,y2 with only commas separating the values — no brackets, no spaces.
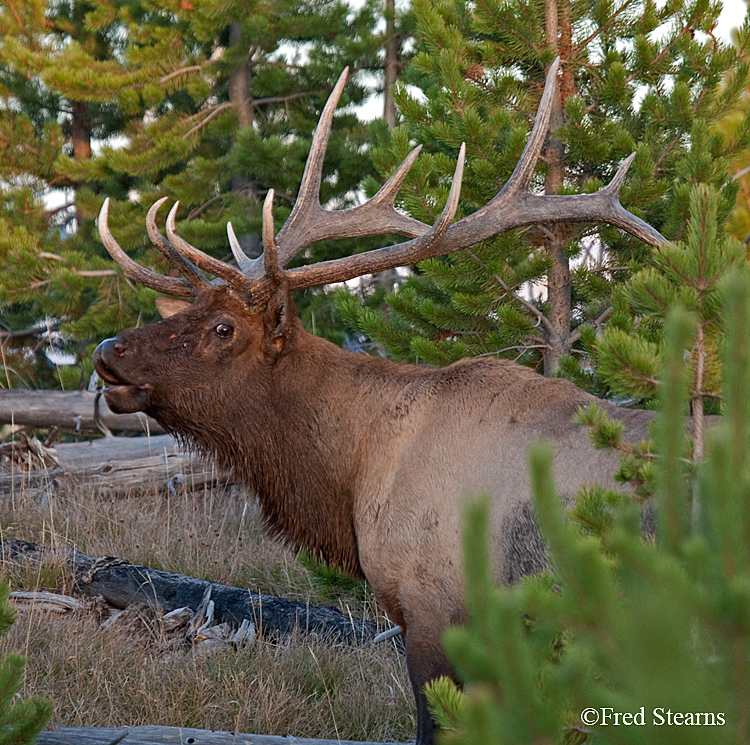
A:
93,338,153,414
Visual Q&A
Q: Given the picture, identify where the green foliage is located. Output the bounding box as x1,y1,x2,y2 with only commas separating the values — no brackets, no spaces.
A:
424,676,468,734
0,582,52,743
340,0,750,383
596,184,744,407
427,276,750,744
573,403,626,450
296,550,368,603
722,23,750,242
574,402,659,500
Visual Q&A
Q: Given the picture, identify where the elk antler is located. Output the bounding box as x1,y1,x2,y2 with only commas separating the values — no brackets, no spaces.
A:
99,59,665,300
99,199,196,298
276,59,665,291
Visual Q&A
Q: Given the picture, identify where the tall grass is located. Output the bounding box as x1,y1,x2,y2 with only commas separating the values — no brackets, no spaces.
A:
0,479,413,741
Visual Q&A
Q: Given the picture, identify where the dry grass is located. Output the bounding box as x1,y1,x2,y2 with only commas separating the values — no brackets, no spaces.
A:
0,478,414,742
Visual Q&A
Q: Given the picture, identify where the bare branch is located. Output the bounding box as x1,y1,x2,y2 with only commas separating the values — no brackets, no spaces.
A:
183,102,233,140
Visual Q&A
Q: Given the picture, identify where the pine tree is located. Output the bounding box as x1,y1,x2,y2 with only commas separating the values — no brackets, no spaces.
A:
425,270,750,745
0,0,390,389
722,18,750,242
337,0,750,382
0,583,52,743
0,0,147,387
584,184,744,466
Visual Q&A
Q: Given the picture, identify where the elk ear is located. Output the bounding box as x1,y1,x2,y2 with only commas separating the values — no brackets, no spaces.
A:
263,280,294,352
155,296,192,319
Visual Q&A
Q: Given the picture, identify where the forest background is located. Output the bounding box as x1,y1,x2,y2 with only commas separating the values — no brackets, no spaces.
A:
1,0,750,404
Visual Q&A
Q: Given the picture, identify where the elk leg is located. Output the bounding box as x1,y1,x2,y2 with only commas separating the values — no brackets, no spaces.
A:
404,623,458,745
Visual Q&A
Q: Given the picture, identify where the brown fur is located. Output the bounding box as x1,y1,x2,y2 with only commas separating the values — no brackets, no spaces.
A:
93,283,654,744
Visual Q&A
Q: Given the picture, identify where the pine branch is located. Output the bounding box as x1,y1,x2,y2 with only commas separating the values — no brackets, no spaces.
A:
568,305,612,345
465,250,554,335
159,64,206,85
182,102,234,140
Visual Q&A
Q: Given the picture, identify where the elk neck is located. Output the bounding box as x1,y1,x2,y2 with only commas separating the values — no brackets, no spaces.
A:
182,325,429,577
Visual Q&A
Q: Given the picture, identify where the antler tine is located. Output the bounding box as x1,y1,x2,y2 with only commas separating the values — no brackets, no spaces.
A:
501,58,559,197
349,145,428,231
165,202,245,284
292,67,349,212
604,151,636,194
260,67,348,276
227,221,261,274
428,143,465,243
262,190,284,283
369,146,423,208
283,143,466,291
98,199,196,298
146,198,213,291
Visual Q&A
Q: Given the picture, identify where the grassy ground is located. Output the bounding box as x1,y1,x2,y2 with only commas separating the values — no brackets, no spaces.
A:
0,477,414,742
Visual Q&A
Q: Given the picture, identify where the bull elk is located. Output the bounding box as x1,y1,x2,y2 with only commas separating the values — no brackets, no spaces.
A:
93,60,664,744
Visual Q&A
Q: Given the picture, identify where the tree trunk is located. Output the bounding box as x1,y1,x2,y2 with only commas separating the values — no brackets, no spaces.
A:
383,0,399,130
228,22,253,195
71,100,92,161
692,322,705,463
71,100,93,220
542,0,574,377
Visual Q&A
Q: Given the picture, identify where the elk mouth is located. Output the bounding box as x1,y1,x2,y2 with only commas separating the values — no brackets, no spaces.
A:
100,383,151,414
93,345,153,415
99,371,152,415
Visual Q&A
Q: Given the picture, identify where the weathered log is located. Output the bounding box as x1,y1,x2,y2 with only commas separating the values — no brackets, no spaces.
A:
53,433,180,468
0,435,231,496
8,590,83,613
36,724,404,745
0,540,387,645
0,389,164,434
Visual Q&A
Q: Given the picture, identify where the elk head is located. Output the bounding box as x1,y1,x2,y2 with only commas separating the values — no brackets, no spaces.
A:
93,59,664,428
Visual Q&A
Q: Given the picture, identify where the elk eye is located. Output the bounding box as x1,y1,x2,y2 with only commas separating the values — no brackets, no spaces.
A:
214,323,234,339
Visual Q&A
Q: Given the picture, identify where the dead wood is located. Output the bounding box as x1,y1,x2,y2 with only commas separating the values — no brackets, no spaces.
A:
8,590,83,613
0,434,231,496
0,389,164,434
0,432,62,471
0,539,387,646
36,724,404,745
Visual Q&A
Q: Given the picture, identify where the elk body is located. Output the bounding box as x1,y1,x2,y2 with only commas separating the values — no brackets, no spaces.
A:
93,62,664,745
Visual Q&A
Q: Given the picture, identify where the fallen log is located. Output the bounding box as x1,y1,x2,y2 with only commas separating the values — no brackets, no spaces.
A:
0,434,231,496
53,433,180,468
0,389,164,434
36,724,404,745
1,540,386,645
8,590,83,613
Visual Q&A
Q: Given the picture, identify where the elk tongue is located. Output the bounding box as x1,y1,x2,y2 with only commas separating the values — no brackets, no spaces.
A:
102,384,152,415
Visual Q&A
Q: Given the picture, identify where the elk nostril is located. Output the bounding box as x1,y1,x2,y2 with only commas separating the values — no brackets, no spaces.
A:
93,337,127,367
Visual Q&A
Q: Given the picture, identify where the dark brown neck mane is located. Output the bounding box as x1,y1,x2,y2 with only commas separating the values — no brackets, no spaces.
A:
159,327,429,576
